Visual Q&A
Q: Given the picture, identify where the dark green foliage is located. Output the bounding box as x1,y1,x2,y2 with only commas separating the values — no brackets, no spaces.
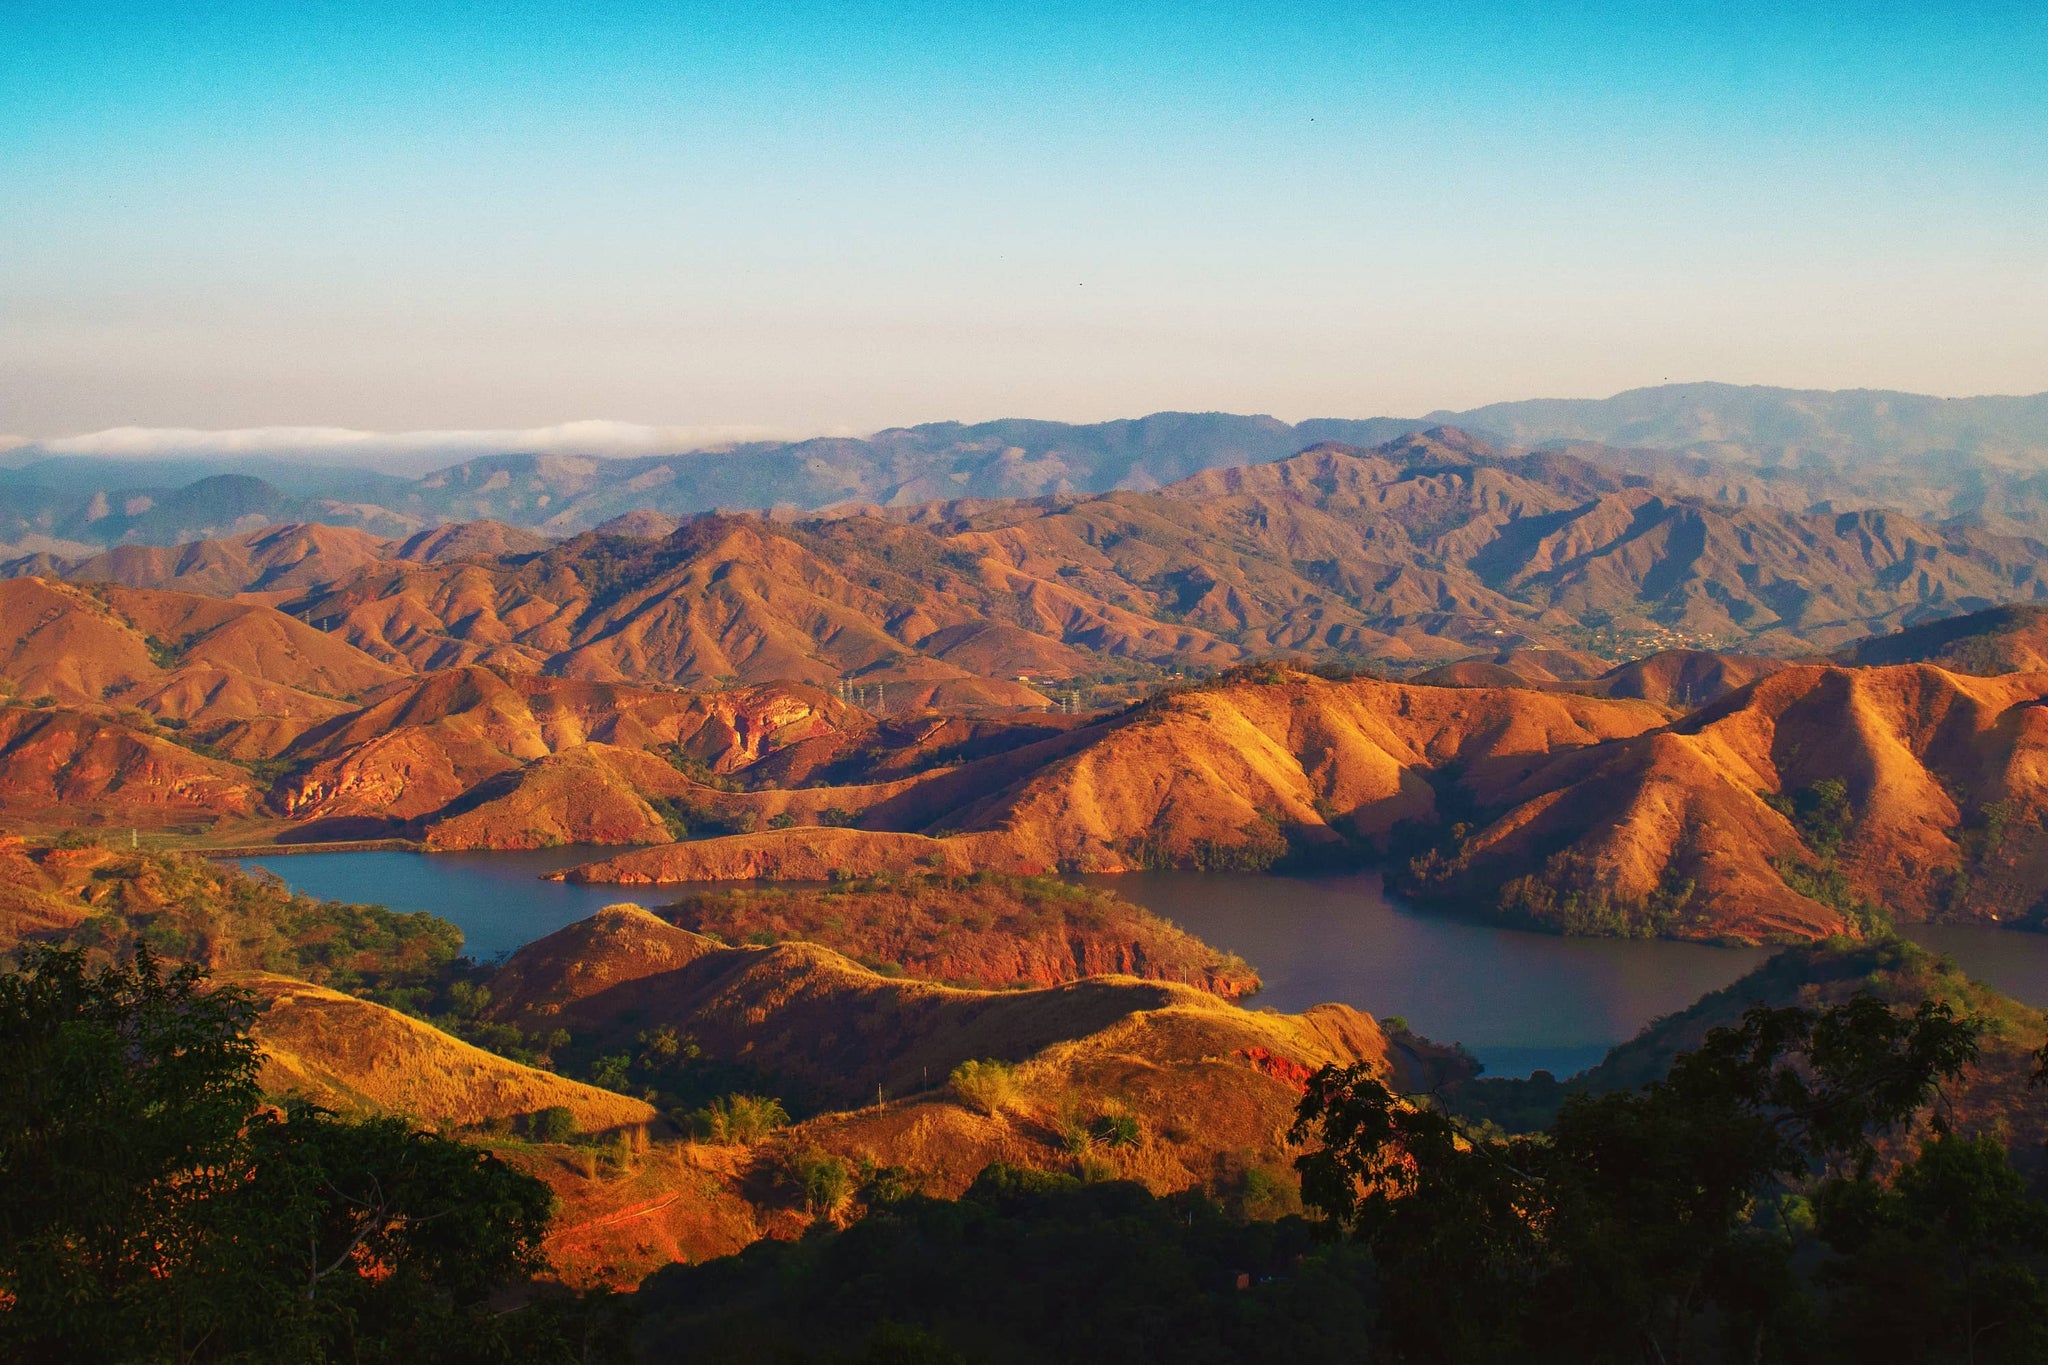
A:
659,747,745,790
685,1093,789,1144
142,633,187,670
630,1163,1377,1363
529,1105,578,1143
0,945,261,1358
786,1147,857,1220
1454,936,2042,1135
535,1018,784,1116
1763,780,1893,933
0,946,572,1363
1945,800,2020,919
1115,819,1291,872
1815,1134,2048,1363
1091,1110,1143,1149
1393,769,1707,940
649,793,758,840
395,976,573,1070
1765,778,1854,859
1494,859,1698,939
1293,989,1986,1363
50,852,462,993
1776,858,1893,936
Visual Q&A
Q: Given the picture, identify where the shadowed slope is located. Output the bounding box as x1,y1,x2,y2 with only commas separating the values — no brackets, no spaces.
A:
1452,938,2048,1174
1840,603,2048,676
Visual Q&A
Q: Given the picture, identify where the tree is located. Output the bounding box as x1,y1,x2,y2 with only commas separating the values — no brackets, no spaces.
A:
1292,991,1983,1364
0,946,568,1363
1815,1134,2048,1364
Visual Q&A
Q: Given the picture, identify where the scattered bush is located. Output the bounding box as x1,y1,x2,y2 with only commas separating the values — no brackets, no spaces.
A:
1076,1155,1118,1183
648,794,758,840
687,1093,789,1144
1236,1165,1300,1220
1091,1109,1143,1149
789,1147,856,1220
528,1106,578,1143
586,1052,634,1093
1765,778,1854,857
949,1059,1022,1116
1054,1108,1096,1157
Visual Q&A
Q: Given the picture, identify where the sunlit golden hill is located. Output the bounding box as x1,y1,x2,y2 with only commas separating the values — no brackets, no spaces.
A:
482,905,1421,1113
561,669,1669,883
0,708,262,831
268,666,912,842
560,661,2048,941
286,516,1089,705
658,875,1260,996
52,523,397,599
1400,661,2048,938
465,903,1464,1284
0,576,406,757
234,972,658,1132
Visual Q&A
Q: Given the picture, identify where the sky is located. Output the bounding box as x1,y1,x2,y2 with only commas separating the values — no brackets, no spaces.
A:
4,1,2046,448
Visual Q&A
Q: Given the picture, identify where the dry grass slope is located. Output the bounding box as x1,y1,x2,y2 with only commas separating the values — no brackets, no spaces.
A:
234,972,657,1132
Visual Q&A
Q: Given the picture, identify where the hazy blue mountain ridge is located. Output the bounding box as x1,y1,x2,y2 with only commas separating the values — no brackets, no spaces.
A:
8,384,2048,554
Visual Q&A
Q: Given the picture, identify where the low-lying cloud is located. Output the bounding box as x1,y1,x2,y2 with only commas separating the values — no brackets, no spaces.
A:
25,420,791,471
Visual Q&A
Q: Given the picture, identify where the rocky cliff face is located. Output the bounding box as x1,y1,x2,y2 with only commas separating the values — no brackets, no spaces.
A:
0,706,259,828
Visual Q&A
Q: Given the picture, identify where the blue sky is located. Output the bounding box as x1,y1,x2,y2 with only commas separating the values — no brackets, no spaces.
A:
4,1,2045,441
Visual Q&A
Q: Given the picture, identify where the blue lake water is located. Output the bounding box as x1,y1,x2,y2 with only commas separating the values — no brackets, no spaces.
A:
242,851,2048,1080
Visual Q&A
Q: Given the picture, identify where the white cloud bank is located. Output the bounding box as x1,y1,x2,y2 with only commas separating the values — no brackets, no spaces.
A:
28,420,791,469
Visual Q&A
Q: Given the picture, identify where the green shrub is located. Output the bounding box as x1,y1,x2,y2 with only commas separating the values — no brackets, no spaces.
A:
1237,1165,1300,1220
687,1093,789,1144
1054,1108,1095,1157
529,1106,577,1143
949,1059,1022,1116
790,1147,855,1220
1091,1110,1143,1149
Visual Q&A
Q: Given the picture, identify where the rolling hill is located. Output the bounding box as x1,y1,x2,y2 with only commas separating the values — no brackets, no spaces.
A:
1838,602,2048,675
22,423,2048,696
558,661,2048,942
655,875,1260,996
0,576,407,757
326,427,2048,669
237,971,658,1132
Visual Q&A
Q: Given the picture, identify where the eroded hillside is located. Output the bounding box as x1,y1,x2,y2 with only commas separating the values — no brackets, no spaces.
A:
557,660,2048,943
21,427,2047,699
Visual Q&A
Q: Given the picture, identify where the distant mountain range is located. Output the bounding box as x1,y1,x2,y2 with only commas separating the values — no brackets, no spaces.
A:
7,383,2048,556
12,427,2046,694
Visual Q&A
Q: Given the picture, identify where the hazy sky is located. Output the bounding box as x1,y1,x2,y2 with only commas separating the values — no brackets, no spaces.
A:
5,1,2046,443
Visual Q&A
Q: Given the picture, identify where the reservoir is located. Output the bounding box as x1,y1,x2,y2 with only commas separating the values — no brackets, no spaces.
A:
241,851,2045,1080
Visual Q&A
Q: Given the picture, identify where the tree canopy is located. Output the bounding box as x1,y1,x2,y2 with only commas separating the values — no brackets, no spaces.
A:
0,945,590,1363
1292,989,2048,1364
